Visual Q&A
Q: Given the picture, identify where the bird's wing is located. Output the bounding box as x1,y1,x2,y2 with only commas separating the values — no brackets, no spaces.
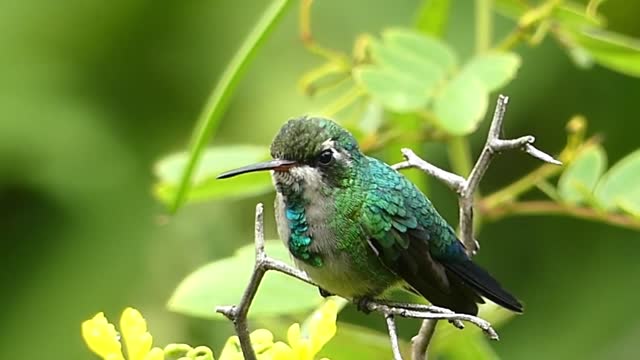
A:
360,158,484,314
360,158,523,315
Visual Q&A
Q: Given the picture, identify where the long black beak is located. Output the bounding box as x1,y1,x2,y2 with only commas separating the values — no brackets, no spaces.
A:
217,159,297,179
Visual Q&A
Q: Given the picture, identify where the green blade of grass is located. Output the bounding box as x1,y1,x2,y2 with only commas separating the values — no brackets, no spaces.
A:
170,0,293,212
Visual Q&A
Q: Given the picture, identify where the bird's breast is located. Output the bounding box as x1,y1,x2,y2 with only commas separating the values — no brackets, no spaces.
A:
274,190,398,298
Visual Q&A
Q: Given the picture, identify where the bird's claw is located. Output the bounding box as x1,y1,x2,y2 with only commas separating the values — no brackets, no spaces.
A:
354,297,372,314
318,287,333,298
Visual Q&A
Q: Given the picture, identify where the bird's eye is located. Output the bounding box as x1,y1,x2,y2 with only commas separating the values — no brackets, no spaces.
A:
317,149,334,166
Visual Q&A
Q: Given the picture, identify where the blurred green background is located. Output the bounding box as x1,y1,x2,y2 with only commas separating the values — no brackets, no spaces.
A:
1,0,639,359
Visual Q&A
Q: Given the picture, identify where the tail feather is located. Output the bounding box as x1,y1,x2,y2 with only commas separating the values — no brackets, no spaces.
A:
444,260,524,313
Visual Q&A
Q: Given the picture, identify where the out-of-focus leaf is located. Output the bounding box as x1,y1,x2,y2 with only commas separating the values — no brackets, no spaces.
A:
569,29,640,78
354,67,430,112
414,0,451,37
553,2,605,29
558,145,607,205
462,52,521,91
369,39,444,88
153,145,273,205
433,335,500,360
433,72,488,135
358,101,385,134
586,0,607,19
355,29,457,113
495,0,604,29
319,322,410,359
383,28,458,72
619,190,640,218
168,240,321,319
595,149,640,211
494,0,527,19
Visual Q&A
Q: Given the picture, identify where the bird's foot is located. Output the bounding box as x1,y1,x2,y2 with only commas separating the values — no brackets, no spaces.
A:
318,287,333,298
354,297,373,314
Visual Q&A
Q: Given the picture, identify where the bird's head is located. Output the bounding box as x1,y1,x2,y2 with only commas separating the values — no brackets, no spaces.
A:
218,116,363,193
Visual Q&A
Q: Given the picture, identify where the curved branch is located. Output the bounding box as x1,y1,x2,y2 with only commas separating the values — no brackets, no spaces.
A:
411,320,437,360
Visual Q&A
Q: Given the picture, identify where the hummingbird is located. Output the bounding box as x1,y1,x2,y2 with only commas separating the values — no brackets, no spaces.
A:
218,116,523,315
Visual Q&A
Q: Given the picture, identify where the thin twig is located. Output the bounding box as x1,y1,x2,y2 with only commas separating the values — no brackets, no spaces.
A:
391,95,560,357
216,204,499,360
411,320,437,360
393,95,561,255
385,313,404,360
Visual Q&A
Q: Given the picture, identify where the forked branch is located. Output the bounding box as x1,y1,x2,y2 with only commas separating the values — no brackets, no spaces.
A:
392,95,561,359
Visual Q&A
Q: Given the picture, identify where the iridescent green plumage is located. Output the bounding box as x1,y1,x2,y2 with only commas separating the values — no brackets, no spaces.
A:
221,116,523,315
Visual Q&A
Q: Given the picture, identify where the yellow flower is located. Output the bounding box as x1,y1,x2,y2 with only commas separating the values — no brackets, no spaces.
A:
121,308,153,360
287,299,337,360
82,312,124,360
81,308,165,360
218,299,338,360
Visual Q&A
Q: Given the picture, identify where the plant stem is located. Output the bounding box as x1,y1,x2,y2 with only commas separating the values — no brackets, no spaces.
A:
475,0,493,53
481,200,640,231
482,162,564,209
170,0,293,212
447,136,474,177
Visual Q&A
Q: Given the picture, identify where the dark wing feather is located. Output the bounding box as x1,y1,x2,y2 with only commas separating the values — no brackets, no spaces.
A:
361,158,482,314
362,157,522,315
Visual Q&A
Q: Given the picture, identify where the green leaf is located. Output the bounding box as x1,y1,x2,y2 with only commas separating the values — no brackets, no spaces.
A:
433,72,489,135
170,0,294,212
369,39,445,85
433,335,500,360
586,0,607,19
462,52,521,91
618,190,640,218
414,0,451,37
319,322,410,360
569,29,640,78
554,2,605,29
558,145,607,205
383,28,458,72
168,240,321,319
494,1,604,29
153,145,273,205
355,28,459,113
595,149,640,211
354,67,430,112
493,0,527,20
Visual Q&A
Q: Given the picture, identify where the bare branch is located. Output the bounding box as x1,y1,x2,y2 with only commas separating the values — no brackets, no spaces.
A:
392,94,560,358
392,151,465,193
385,313,404,360
411,320,437,360
395,95,561,254
217,204,499,360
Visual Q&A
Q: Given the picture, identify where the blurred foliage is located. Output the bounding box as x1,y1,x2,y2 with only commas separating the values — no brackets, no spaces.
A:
2,0,640,359
169,240,321,319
